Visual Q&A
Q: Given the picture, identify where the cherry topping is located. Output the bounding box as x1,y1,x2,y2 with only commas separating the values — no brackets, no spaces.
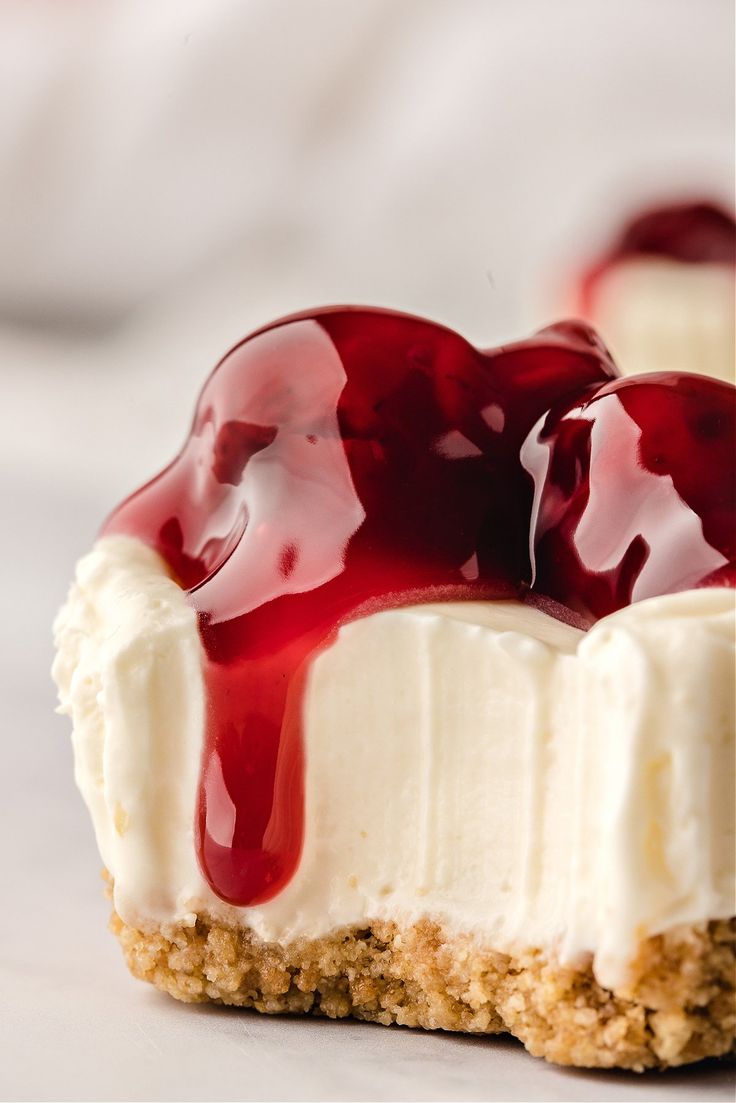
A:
101,307,734,906
522,372,736,622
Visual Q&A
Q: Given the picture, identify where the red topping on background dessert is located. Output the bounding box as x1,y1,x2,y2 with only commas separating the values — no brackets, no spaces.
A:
102,308,735,907
579,201,736,313
606,201,736,266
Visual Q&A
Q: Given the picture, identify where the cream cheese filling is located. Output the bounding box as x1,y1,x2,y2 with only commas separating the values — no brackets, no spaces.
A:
53,535,736,990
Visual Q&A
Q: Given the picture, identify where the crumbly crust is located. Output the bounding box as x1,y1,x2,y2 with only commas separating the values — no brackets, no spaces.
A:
110,905,735,1070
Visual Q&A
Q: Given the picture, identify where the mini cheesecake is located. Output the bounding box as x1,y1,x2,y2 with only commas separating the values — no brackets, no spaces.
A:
574,201,735,383
53,309,736,1070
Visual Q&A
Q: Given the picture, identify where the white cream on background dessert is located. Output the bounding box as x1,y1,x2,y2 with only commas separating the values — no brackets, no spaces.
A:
584,259,735,382
572,201,736,383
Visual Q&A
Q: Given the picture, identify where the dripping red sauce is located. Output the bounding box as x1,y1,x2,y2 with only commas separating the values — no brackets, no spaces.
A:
102,307,736,906
579,200,736,314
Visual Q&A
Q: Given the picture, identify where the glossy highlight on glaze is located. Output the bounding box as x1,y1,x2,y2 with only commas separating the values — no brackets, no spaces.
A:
103,308,736,906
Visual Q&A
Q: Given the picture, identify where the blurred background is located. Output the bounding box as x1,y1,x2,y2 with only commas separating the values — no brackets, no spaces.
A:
2,0,733,500
1,2,734,1099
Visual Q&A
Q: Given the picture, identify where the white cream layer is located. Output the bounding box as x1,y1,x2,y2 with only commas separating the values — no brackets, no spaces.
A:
53,536,736,990
589,258,735,383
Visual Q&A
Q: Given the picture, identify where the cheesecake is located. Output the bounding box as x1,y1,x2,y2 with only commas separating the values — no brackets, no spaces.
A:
53,308,736,1070
573,201,735,382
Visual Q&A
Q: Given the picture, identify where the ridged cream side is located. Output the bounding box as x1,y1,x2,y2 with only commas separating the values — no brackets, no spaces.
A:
53,536,735,989
52,537,205,925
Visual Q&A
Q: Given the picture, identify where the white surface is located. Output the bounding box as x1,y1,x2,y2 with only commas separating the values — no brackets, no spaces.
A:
1,0,734,1099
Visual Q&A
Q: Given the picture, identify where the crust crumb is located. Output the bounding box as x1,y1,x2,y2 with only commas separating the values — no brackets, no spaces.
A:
110,908,735,1070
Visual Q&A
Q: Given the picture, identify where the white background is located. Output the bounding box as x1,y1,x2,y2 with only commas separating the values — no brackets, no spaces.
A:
1,1,733,1099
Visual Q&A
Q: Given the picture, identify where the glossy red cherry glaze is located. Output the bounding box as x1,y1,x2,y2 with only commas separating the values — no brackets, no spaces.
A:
522,373,736,621
103,308,735,906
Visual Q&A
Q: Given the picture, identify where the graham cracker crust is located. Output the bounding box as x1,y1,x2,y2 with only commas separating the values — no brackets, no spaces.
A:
110,908,735,1070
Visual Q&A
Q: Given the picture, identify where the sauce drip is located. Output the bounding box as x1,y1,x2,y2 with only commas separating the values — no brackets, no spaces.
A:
103,308,735,905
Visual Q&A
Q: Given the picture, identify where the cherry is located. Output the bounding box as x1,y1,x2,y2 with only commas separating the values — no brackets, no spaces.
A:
522,372,735,622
